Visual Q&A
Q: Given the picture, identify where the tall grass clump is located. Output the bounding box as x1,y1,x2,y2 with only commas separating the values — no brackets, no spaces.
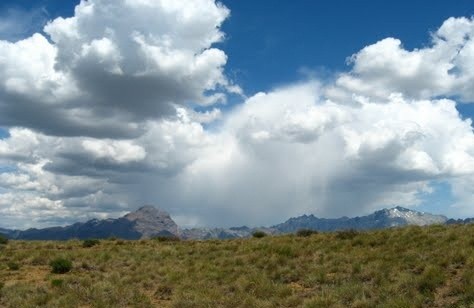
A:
50,258,73,274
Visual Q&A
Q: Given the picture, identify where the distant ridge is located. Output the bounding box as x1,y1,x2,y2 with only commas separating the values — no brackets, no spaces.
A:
2,206,178,240
0,206,453,240
272,206,448,233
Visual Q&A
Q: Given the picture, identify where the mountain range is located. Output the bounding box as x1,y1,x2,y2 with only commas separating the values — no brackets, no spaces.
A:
0,206,177,240
0,205,456,240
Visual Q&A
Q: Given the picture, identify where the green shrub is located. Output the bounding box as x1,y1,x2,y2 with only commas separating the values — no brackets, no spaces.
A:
0,234,8,245
296,229,318,237
252,231,267,238
50,258,73,274
82,239,100,248
51,279,64,287
7,261,20,271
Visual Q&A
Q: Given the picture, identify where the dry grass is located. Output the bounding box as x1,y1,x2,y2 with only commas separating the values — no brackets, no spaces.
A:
2,224,474,307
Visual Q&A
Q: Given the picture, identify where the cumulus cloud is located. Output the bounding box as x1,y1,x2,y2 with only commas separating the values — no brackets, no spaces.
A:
1,5,474,228
4,81,474,228
138,85,474,226
0,0,235,138
326,17,474,103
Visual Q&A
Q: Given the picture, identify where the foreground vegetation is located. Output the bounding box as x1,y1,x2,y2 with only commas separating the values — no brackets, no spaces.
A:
2,224,474,307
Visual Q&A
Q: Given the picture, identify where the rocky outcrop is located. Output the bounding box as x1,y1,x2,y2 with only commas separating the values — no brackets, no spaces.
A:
124,205,178,239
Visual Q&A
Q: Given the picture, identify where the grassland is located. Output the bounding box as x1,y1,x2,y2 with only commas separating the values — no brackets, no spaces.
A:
2,224,474,307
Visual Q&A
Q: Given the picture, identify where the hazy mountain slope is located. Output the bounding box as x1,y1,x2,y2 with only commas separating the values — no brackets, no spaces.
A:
273,206,448,233
0,206,453,240
5,206,178,240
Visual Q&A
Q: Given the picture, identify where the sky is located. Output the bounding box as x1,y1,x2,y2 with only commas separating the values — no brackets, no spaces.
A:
0,0,474,229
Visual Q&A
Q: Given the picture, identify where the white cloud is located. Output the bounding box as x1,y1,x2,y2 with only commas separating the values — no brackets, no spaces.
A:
153,84,474,226
326,17,474,103
0,128,40,162
2,80,474,227
0,0,234,138
82,140,146,163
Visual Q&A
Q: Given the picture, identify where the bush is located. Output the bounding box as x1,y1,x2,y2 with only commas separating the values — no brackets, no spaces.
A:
82,239,100,248
296,229,318,237
0,234,8,245
50,258,73,274
252,231,267,238
7,261,20,271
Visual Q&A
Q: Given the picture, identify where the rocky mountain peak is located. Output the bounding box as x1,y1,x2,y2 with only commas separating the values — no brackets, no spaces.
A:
124,205,178,239
373,206,447,226
129,205,167,216
392,206,411,212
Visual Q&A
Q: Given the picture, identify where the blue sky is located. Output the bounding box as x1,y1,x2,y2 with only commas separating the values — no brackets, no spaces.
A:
1,0,474,228
219,1,474,93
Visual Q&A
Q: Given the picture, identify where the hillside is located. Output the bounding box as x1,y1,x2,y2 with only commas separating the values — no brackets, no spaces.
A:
2,224,474,307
